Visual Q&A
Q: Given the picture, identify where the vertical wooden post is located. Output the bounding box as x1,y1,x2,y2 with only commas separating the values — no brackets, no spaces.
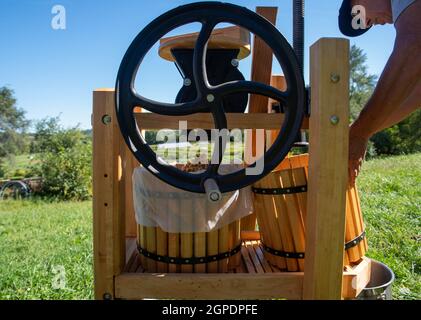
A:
303,38,350,300
93,89,126,300
242,7,278,232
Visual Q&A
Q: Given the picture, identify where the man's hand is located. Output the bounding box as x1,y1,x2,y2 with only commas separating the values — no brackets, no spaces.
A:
349,126,369,185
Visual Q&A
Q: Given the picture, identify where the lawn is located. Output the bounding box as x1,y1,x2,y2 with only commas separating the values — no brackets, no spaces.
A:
0,201,93,299
0,153,419,300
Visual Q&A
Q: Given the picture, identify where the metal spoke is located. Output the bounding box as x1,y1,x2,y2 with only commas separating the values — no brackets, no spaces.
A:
212,80,289,105
193,21,216,95
131,93,208,116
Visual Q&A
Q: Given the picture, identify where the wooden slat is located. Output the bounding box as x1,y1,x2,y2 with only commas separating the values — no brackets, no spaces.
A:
167,190,180,273
228,221,242,269
254,244,274,273
267,75,287,149
207,229,219,273
241,246,256,273
249,7,278,114
93,89,125,300
135,112,309,130
245,242,265,273
246,7,278,165
115,272,303,300
180,197,193,273
194,232,207,273
138,225,147,270
156,227,168,273
303,38,350,300
145,227,157,272
218,225,230,273
345,190,361,262
240,213,257,231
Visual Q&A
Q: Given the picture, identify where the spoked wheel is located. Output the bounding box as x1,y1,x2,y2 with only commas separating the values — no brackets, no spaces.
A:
116,2,305,195
0,181,31,200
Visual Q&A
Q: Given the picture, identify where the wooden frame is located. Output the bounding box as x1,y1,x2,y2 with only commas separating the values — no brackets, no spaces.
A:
93,37,368,300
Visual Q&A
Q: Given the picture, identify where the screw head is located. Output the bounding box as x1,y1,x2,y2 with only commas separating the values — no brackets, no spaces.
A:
206,94,215,103
103,293,113,300
330,73,340,83
102,115,111,125
183,78,192,87
330,115,340,125
231,59,239,67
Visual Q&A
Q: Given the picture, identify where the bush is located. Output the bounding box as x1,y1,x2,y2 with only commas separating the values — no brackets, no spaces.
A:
31,117,92,200
12,169,27,179
371,110,421,155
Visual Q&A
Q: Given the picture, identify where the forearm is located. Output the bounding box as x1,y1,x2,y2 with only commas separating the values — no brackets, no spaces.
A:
351,37,421,138
379,80,420,130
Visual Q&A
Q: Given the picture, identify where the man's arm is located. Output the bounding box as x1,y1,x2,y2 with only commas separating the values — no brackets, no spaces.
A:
378,79,420,131
349,1,421,183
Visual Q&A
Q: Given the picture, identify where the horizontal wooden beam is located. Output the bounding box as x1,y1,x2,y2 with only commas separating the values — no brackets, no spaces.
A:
115,272,304,300
135,113,309,130
342,257,372,298
114,262,370,300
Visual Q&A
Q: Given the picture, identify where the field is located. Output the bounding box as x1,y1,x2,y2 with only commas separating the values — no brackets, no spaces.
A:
0,153,419,300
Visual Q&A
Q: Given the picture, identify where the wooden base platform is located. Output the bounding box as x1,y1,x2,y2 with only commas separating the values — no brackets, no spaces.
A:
116,238,371,300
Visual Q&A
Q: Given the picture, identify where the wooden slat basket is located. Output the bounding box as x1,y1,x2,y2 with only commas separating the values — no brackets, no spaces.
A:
135,163,243,274
253,153,368,272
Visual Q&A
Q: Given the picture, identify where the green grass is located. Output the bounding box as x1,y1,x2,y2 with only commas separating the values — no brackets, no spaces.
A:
0,154,419,300
0,200,93,299
358,153,420,300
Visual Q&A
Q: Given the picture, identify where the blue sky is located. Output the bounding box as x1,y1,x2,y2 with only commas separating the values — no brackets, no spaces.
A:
0,0,396,129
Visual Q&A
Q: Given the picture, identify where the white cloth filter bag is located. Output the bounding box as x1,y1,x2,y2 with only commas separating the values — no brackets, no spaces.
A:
133,166,254,233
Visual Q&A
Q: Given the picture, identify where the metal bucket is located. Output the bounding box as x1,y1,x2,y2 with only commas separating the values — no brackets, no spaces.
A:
358,260,395,300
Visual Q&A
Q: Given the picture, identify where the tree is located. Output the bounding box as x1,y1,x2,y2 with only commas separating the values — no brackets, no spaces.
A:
349,45,378,157
0,87,30,157
349,45,377,121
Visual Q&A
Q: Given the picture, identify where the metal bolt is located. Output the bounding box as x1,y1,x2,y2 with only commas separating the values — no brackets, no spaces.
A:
103,293,113,300
330,73,340,83
102,114,111,125
231,59,239,67
206,94,215,103
210,191,220,202
183,78,192,87
330,115,340,125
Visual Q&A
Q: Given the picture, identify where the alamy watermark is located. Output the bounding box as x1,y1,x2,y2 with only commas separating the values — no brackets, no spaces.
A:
351,5,368,30
51,265,66,289
51,5,66,30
